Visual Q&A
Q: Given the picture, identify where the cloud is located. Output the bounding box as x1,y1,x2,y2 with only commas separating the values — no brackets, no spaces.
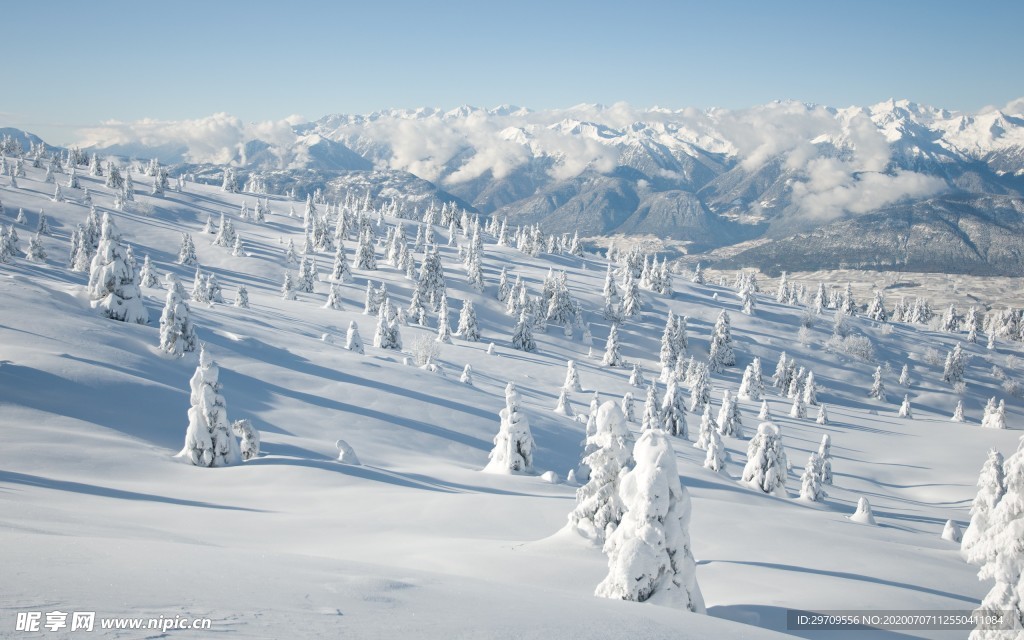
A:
75,113,307,166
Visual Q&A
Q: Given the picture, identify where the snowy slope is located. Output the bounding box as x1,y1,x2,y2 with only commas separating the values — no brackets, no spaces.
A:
1,161,1022,639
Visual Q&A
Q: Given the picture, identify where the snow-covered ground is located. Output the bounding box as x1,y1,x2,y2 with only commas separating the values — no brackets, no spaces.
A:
1,163,1021,639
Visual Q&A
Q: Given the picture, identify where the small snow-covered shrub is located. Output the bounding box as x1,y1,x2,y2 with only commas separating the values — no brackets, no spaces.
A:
992,366,1007,381
923,347,943,367
953,381,968,395
1002,378,1024,399
796,326,813,346
879,323,894,335
410,333,441,366
826,334,875,362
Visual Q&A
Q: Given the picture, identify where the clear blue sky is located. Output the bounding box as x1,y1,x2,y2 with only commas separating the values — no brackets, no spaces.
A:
4,0,1022,144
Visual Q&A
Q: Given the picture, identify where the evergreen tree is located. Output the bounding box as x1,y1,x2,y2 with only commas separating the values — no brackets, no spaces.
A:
802,371,817,406
716,389,743,437
641,382,661,431
233,419,260,461
693,405,718,450
281,272,296,300
898,394,913,419
661,378,688,438
899,364,911,386
981,399,1007,430
436,295,453,343
602,323,623,367
595,428,705,612
554,388,575,417
688,363,710,413
346,321,364,355
234,285,249,309
158,280,198,357
704,427,726,473
484,382,535,473
177,233,197,265
460,364,474,386
621,392,635,423
569,401,635,541
818,434,833,485
741,422,789,496
621,271,642,317
455,299,480,341
869,366,886,401
952,399,966,423
511,310,536,352
816,403,829,425
139,255,159,287
629,363,646,387
707,310,735,372
87,214,147,323
942,343,969,384
962,449,1006,565
800,453,827,502
324,283,344,310
24,233,46,261
182,346,241,467
758,399,771,420
564,359,583,392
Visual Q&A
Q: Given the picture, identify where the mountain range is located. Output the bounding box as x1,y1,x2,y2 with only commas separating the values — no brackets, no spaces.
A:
58,99,1024,274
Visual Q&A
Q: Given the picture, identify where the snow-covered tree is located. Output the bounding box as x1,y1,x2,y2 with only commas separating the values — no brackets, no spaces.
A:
24,233,46,261
595,428,705,612
691,262,705,284
704,427,726,473
511,310,536,352
621,271,641,317
661,378,688,438
460,364,474,386
602,322,623,367
688,363,710,413
851,497,876,525
484,382,535,473
898,394,913,419
687,383,715,436
569,401,635,541
436,295,453,344
800,453,827,502
962,449,1006,565
758,399,771,420
818,434,833,485
641,382,661,431
629,363,646,387
139,255,159,288
234,285,249,309
621,392,635,423
554,388,575,417
373,301,401,350
801,371,817,406
564,359,583,392
346,321,364,355
952,400,966,423
981,399,1007,430
454,299,480,341
866,290,888,322
281,271,296,300
737,363,760,401
716,389,742,437
707,310,735,372
816,403,829,425
942,343,969,384
87,214,148,323
869,366,886,401
181,346,241,467
177,233,197,265
158,279,198,357
324,283,344,310
231,419,259,461
899,364,911,386
741,422,788,496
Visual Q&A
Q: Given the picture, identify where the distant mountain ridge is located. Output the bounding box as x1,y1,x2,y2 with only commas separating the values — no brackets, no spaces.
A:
18,98,1024,274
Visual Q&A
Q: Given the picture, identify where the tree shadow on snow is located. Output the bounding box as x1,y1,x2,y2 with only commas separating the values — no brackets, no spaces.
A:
0,470,267,512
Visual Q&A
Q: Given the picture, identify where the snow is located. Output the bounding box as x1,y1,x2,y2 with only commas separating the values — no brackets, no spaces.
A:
0,160,1022,638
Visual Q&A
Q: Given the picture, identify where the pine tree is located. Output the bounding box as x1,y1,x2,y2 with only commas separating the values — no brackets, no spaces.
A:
234,285,249,309
741,422,788,496
346,321,364,355
281,272,296,300
659,311,679,382
621,271,641,317
898,394,913,419
178,233,197,265
800,453,827,502
356,228,377,270
436,295,453,343
704,428,726,473
459,364,474,386
758,399,771,420
453,299,480,341
641,382,661,431
802,371,817,406
707,310,735,372
24,233,46,261
602,323,623,367
324,283,344,310
204,274,224,304
554,388,575,417
816,403,829,425
87,214,147,323
621,392,635,423
564,359,583,392
981,399,1007,429
661,378,688,438
693,405,718,450
962,449,1006,565
952,400,966,423
181,346,241,467
569,401,635,541
233,419,260,461
818,434,833,485
484,382,535,473
688,363,710,413
629,363,646,387
869,366,886,401
158,281,198,357
942,343,968,384
595,428,704,612
511,310,536,352
899,364,911,386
